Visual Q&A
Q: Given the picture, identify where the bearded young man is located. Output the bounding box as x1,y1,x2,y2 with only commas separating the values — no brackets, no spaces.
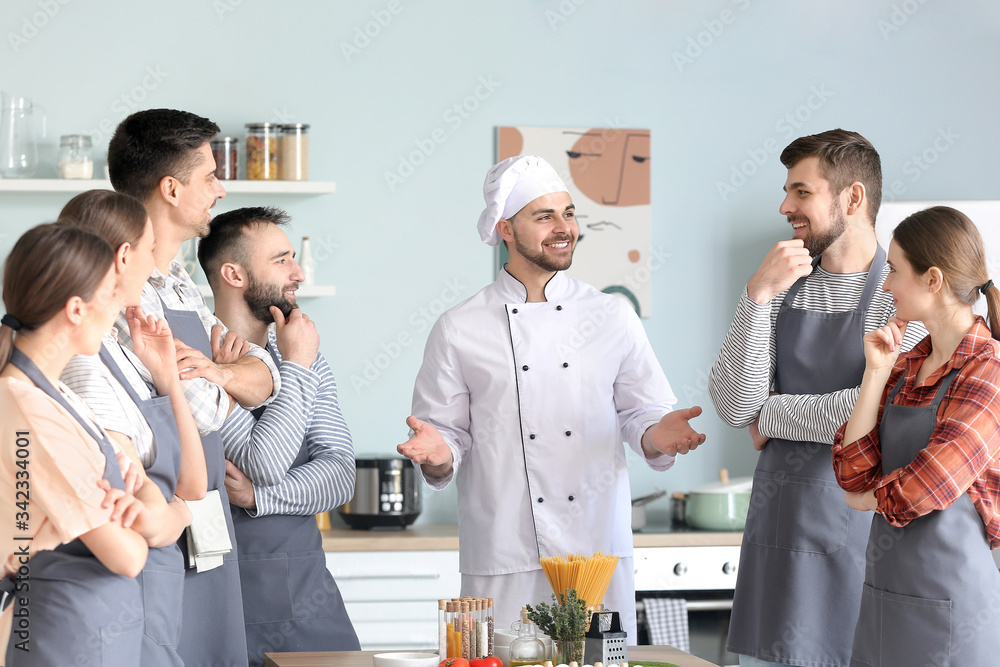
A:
708,130,926,667
197,207,360,666
397,155,705,641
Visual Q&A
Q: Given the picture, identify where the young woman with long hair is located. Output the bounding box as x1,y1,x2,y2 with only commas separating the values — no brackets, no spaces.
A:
834,206,1000,666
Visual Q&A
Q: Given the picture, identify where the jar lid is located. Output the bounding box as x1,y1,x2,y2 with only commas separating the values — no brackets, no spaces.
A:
60,134,92,147
245,122,278,130
279,123,310,131
210,136,239,145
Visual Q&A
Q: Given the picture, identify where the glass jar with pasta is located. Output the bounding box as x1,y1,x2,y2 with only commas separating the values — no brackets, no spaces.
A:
245,122,278,180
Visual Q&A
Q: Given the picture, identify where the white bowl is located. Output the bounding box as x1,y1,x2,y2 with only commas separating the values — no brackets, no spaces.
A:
372,652,440,667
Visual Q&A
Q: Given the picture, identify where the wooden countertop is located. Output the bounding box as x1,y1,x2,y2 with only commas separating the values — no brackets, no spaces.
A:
264,646,719,667
321,525,742,552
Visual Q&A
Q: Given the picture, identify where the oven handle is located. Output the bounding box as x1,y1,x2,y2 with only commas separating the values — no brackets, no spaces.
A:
636,599,733,612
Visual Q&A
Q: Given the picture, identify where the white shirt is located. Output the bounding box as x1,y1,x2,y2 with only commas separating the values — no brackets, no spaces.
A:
412,268,676,576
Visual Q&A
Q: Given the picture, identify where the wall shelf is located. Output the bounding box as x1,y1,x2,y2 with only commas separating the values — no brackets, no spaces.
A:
198,284,336,299
0,178,336,194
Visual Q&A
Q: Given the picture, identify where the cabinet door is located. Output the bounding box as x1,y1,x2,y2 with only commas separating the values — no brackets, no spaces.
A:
327,550,461,650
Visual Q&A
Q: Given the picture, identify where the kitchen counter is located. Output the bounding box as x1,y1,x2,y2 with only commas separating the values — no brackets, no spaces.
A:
264,646,720,667
321,524,742,552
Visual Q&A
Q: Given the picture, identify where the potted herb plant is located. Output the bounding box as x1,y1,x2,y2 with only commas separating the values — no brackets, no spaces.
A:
526,589,587,665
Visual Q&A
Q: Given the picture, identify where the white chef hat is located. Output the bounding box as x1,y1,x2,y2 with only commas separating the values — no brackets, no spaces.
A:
476,155,569,246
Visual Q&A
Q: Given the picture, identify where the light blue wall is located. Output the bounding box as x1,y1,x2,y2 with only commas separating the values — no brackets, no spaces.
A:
2,0,997,526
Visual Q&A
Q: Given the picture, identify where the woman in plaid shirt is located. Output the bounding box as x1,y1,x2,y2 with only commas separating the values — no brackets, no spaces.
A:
833,206,1000,667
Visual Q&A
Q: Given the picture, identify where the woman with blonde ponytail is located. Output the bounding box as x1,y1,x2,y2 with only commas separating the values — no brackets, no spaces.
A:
0,223,151,664
834,206,1000,666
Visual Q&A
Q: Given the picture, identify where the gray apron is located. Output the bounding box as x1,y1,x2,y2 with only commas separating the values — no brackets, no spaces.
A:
850,369,1000,667
6,348,143,666
234,345,360,666
156,297,249,667
99,344,185,667
728,247,884,666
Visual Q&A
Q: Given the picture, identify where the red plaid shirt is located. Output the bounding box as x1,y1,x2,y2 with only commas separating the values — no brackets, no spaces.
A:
833,317,1000,546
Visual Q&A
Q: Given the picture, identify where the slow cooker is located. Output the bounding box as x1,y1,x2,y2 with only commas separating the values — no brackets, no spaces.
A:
337,456,422,529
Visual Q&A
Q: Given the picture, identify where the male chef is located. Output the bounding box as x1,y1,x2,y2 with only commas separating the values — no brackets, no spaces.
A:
397,155,705,642
708,129,925,667
197,206,360,665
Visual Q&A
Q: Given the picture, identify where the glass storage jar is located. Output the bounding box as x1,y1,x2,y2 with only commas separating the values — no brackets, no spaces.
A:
245,123,278,180
211,136,238,180
58,134,94,179
278,123,309,181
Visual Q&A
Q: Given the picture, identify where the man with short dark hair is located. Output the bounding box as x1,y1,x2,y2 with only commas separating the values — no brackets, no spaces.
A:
108,109,283,667
708,129,925,667
197,206,361,665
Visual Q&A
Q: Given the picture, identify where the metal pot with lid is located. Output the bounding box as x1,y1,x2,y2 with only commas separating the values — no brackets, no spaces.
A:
684,469,752,531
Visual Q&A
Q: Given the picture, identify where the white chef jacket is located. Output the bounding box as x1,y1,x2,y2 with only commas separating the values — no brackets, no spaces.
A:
413,268,677,576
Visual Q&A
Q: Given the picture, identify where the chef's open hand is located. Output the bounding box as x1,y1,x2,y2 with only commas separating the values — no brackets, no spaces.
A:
225,460,256,510
125,306,180,392
863,317,908,373
845,490,877,512
749,419,770,451
211,324,250,365
397,416,454,479
273,307,320,368
746,240,813,304
174,338,236,387
641,406,706,458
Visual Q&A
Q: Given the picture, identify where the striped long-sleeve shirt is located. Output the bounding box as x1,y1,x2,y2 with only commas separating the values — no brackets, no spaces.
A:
833,317,1000,546
115,261,281,435
709,262,926,445
221,329,356,517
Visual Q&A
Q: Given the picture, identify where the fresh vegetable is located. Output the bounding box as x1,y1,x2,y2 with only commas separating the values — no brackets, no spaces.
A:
470,657,503,667
439,658,470,667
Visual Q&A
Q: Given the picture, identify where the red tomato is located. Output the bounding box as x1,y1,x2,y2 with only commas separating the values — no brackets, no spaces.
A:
440,659,470,667
470,658,503,667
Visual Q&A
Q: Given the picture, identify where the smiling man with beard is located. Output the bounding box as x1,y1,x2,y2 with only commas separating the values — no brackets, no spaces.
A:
197,207,360,665
708,130,926,667
397,155,706,640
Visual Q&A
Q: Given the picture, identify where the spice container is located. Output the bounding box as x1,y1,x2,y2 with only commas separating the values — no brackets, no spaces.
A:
211,136,238,180
245,123,278,180
57,134,94,179
278,123,309,180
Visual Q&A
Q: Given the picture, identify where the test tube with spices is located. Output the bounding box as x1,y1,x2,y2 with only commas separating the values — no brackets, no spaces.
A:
452,601,462,658
487,597,495,656
461,601,471,660
439,600,448,660
473,599,483,658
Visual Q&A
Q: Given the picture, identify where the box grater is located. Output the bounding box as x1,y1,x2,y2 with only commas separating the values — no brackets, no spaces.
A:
584,610,628,665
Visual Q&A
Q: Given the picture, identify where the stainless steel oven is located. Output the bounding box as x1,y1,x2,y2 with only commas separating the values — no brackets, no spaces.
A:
634,545,740,667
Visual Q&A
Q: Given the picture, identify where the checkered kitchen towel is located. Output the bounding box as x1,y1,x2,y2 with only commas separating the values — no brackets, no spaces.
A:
642,597,690,653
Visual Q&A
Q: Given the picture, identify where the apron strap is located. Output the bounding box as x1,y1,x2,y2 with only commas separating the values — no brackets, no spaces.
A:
778,255,821,316
856,245,887,317
98,344,147,405
778,245,886,317
887,366,962,412
9,348,125,490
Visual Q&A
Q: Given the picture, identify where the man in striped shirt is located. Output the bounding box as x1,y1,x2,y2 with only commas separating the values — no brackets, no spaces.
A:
708,130,925,667
198,206,361,666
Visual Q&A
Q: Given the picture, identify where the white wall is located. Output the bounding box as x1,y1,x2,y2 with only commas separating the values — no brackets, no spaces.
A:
1,0,998,524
